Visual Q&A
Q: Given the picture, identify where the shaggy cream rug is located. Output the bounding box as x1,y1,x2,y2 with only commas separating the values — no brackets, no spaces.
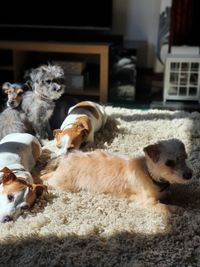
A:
1,106,200,267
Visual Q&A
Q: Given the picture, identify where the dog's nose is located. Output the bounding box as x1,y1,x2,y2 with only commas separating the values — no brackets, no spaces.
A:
9,101,14,106
56,87,61,92
2,215,12,223
183,170,193,180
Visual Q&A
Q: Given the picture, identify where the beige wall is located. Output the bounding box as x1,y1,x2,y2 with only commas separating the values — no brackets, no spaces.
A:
112,0,161,68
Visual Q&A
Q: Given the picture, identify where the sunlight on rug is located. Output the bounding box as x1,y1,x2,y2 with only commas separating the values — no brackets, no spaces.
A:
1,106,200,267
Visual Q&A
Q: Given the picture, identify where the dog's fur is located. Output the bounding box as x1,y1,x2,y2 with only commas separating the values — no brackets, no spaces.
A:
0,82,32,140
53,101,107,154
41,139,192,209
0,133,47,223
0,107,32,140
2,82,24,108
50,94,78,130
21,64,65,140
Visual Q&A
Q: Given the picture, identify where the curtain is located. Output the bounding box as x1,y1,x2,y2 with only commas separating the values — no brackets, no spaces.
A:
170,0,200,47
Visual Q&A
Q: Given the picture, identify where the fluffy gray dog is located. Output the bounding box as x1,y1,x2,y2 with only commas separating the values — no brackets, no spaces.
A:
22,64,65,140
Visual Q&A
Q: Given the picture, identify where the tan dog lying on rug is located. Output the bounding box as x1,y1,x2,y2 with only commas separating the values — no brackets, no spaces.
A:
53,101,107,154
41,138,192,210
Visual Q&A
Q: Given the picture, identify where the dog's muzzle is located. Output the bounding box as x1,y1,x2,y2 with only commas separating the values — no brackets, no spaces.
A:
8,101,15,107
53,84,63,92
1,215,12,223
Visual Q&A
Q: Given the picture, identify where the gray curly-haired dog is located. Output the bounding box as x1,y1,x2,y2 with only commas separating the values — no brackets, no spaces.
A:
21,64,65,140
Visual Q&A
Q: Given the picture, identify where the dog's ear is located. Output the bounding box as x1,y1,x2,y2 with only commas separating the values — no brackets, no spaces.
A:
31,184,48,197
16,88,24,95
53,129,63,148
53,129,62,137
23,80,33,90
29,68,40,82
25,184,48,207
2,82,11,93
78,122,90,131
143,144,160,163
0,167,17,184
76,122,90,140
77,117,91,132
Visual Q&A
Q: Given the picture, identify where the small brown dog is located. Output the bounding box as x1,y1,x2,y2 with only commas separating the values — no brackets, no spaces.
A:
0,83,32,140
41,139,192,209
2,82,24,108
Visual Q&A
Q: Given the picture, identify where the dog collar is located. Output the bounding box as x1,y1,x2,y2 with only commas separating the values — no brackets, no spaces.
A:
146,166,170,192
35,89,53,103
150,178,170,192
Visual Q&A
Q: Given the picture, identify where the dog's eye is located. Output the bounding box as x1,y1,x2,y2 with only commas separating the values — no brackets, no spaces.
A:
165,160,175,168
7,194,14,202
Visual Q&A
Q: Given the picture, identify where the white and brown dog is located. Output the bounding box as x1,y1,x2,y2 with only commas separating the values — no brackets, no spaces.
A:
53,101,107,154
0,133,47,223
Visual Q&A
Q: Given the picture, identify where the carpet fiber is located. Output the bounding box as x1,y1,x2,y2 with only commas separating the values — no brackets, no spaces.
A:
1,106,200,267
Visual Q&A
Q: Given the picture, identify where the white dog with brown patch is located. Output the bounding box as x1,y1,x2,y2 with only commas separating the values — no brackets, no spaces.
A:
53,101,107,154
0,133,47,223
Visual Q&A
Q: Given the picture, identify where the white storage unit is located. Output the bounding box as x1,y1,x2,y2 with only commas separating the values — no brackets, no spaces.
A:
163,52,200,103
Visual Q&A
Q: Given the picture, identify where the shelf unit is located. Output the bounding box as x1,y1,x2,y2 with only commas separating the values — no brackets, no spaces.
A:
164,55,200,103
0,41,110,103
